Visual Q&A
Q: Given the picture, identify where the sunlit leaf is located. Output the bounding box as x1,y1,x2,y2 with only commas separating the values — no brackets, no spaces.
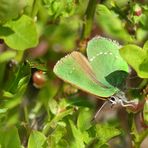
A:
28,131,46,148
96,4,133,43
95,124,121,147
77,108,92,132
2,15,38,50
0,127,21,148
0,50,16,63
0,0,26,24
120,44,148,78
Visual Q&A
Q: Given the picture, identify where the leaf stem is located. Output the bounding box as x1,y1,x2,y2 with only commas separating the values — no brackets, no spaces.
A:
31,0,40,18
81,0,97,39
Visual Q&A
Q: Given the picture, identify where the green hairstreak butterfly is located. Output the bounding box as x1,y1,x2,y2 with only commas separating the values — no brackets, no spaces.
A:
53,36,134,109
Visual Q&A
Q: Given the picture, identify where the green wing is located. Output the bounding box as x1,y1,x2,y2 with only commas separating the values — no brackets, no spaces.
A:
53,51,116,98
87,36,129,90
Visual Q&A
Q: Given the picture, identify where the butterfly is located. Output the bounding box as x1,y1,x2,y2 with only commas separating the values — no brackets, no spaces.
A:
53,36,134,110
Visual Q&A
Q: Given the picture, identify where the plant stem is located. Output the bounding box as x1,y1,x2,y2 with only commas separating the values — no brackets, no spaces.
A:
131,113,148,148
139,78,148,89
81,0,97,39
31,0,40,18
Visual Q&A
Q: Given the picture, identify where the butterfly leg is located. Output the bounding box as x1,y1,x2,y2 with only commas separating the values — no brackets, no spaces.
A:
119,99,135,108
109,95,136,108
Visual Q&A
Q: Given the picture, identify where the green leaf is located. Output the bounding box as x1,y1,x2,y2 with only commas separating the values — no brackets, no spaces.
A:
48,125,67,147
6,62,31,94
77,108,92,132
0,127,21,148
0,0,26,24
28,131,46,148
143,40,148,53
2,15,38,50
120,44,148,78
0,25,14,36
96,4,133,43
69,120,85,148
2,91,14,98
95,124,121,147
0,50,16,63
44,0,76,18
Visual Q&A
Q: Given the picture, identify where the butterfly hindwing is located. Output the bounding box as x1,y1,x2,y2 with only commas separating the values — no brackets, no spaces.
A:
87,37,129,89
53,51,115,97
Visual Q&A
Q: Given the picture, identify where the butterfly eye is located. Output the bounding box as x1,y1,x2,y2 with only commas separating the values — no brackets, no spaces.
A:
109,96,117,105
110,96,115,102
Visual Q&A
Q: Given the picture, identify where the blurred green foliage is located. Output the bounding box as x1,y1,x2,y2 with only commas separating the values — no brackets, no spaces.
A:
0,0,147,148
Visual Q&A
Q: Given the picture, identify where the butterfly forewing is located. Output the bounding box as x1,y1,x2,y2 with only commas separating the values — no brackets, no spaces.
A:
53,51,115,97
87,37,129,89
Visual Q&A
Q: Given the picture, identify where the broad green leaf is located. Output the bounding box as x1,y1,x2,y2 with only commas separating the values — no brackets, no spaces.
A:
0,50,16,63
95,124,121,147
120,44,148,78
77,108,92,132
28,131,46,148
2,15,38,50
0,0,26,24
139,58,148,75
96,5,133,42
0,25,13,36
0,127,21,148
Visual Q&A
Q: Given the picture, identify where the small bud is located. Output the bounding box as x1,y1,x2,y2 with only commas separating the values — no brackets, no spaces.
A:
135,9,142,16
134,5,142,16
32,71,47,88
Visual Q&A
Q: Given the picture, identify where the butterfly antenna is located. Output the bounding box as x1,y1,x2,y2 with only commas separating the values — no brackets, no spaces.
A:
92,101,109,121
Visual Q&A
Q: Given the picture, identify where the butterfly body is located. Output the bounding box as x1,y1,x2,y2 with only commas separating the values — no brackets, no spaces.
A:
53,37,129,99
